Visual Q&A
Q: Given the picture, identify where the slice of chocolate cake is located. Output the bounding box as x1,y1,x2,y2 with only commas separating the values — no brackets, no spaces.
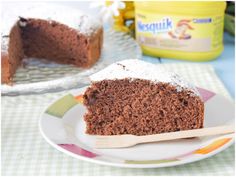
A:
1,4,103,84
83,59,204,136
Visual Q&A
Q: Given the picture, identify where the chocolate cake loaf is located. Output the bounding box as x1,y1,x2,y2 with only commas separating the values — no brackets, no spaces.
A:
1,4,103,84
83,59,204,136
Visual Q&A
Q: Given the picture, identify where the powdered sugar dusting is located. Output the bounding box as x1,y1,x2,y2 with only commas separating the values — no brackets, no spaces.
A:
90,59,200,96
77,15,101,35
1,36,9,52
1,3,102,37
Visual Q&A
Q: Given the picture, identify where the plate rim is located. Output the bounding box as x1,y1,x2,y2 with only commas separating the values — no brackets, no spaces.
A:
38,86,235,168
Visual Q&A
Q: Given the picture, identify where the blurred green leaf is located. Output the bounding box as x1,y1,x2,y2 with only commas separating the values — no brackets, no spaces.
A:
224,14,235,36
226,5,235,15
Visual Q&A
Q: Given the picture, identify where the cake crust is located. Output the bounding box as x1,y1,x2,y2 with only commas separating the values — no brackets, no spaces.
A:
1,24,24,83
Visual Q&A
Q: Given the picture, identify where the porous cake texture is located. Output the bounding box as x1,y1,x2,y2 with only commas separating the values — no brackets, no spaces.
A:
83,59,204,136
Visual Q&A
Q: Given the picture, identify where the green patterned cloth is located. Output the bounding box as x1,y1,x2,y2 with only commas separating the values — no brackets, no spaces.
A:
2,63,235,176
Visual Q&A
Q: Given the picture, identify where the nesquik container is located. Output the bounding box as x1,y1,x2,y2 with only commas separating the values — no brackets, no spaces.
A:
135,1,226,61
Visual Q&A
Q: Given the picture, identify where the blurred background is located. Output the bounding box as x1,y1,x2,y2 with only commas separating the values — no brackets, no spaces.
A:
2,0,235,97
56,1,234,97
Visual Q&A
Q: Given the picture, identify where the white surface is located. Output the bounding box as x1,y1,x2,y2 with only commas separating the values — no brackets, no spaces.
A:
90,59,200,95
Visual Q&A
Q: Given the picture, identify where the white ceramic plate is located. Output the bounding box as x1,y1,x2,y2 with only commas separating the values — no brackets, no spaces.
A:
39,87,234,168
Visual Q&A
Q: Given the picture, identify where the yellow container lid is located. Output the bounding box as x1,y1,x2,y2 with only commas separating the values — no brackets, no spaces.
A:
135,1,226,15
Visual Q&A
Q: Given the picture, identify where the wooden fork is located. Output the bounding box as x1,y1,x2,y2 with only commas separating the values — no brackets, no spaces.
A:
95,125,235,149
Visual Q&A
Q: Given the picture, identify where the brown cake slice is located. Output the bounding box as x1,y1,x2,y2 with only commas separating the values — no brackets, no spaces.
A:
1,12,103,84
83,59,204,136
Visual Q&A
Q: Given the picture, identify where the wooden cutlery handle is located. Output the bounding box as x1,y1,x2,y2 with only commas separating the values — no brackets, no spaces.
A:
137,125,235,143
